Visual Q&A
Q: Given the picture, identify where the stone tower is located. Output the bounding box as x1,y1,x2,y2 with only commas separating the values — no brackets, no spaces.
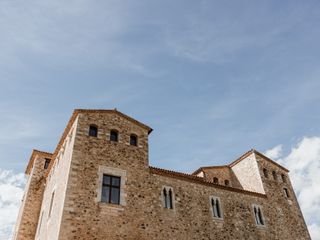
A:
13,109,311,240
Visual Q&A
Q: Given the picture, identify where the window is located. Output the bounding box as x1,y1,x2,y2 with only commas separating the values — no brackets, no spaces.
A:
49,191,55,218
130,134,138,146
110,130,118,142
44,158,51,170
210,197,222,219
263,168,268,178
163,187,173,209
281,174,286,183
89,125,98,137
213,177,219,184
253,205,265,226
101,174,121,204
283,188,290,198
272,171,278,181
224,180,230,186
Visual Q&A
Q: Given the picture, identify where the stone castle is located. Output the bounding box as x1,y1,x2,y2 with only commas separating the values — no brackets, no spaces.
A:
13,109,311,239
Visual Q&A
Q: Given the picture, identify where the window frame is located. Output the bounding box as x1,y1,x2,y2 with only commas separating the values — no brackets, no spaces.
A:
272,171,278,181
96,166,127,207
210,196,223,220
130,134,138,146
44,158,51,170
162,186,174,210
252,204,266,227
283,188,290,198
101,174,121,205
110,130,119,142
89,125,98,137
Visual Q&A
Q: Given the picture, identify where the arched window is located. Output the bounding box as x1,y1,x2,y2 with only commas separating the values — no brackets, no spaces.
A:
211,197,222,219
163,188,168,208
213,177,219,184
253,205,265,226
224,180,230,186
163,187,173,209
281,174,286,183
263,168,268,178
110,130,118,142
130,134,138,146
89,125,98,137
272,171,277,181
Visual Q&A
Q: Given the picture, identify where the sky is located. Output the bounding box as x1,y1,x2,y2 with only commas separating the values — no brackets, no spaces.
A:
0,0,319,239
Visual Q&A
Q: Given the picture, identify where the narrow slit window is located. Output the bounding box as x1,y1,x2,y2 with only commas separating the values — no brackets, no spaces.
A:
89,125,98,137
101,174,121,204
49,191,55,218
130,134,138,146
110,130,118,142
263,168,268,178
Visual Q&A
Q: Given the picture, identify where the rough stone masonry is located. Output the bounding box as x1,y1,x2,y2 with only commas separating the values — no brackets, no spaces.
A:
13,109,311,240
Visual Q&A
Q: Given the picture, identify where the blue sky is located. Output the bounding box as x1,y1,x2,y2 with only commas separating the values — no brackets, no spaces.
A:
1,0,320,173
0,1,320,239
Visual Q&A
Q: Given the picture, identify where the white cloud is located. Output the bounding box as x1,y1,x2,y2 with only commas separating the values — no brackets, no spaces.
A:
266,137,320,240
264,144,282,159
0,169,25,240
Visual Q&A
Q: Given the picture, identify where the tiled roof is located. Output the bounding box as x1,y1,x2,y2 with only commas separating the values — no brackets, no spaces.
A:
192,149,289,175
150,166,267,198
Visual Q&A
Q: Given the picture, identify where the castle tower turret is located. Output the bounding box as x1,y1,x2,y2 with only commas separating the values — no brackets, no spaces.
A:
13,150,52,240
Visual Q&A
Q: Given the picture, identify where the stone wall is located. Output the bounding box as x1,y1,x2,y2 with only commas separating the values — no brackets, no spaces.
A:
54,112,310,240
13,154,48,240
14,110,311,240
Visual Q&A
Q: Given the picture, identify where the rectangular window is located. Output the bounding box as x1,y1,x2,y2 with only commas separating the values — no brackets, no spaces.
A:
44,158,51,169
101,175,121,204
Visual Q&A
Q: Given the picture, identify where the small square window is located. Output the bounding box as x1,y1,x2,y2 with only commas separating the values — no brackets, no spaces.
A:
284,188,290,198
89,125,98,137
110,130,118,142
130,135,137,146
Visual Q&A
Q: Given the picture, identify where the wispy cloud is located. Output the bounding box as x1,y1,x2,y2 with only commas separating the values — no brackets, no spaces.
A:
0,169,25,240
265,137,320,240
265,145,283,159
